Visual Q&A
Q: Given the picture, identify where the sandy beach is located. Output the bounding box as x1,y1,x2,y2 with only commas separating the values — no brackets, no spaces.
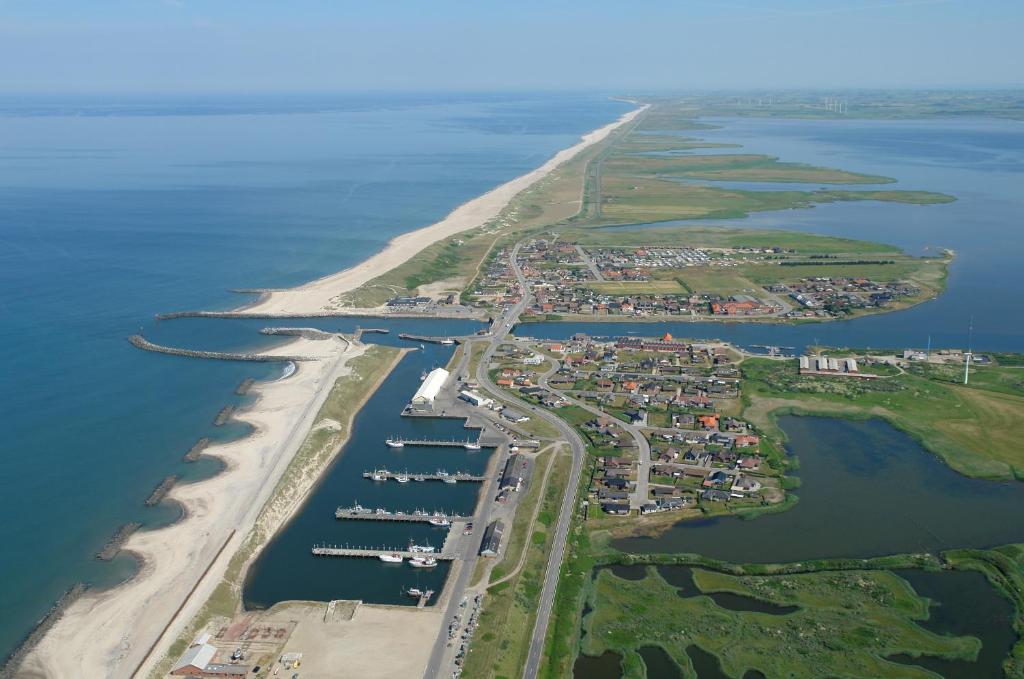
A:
18,335,364,679
244,103,645,315
15,104,643,679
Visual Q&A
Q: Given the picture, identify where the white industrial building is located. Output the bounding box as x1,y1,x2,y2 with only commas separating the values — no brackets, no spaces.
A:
411,368,449,406
459,390,493,408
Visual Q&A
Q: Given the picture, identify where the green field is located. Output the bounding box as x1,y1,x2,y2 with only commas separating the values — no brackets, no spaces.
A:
580,566,979,679
740,357,1024,480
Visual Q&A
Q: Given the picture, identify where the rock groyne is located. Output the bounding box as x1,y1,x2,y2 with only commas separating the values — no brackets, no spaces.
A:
260,327,338,340
183,437,211,462
96,522,142,561
144,475,179,507
0,584,87,679
128,335,317,362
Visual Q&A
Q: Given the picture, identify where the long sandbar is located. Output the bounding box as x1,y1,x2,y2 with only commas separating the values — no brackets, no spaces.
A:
244,103,646,315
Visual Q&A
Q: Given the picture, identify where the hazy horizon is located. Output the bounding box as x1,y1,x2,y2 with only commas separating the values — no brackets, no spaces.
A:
1,0,1021,93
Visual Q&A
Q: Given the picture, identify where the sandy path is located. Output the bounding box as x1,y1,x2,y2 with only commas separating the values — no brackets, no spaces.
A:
19,336,363,679
244,104,646,315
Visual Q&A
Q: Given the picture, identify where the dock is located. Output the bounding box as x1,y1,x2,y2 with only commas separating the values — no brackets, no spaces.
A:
397,333,459,345
386,438,483,448
311,545,456,561
363,470,487,483
335,508,473,523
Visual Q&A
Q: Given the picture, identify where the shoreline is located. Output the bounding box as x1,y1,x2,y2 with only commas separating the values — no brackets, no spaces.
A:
14,104,645,678
18,335,366,678
241,104,647,316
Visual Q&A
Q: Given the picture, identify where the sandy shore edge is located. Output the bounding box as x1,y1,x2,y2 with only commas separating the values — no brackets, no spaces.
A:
18,335,368,678
244,103,646,315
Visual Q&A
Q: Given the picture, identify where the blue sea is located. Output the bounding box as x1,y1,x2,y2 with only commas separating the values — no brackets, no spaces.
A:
3,94,1023,665
0,92,632,661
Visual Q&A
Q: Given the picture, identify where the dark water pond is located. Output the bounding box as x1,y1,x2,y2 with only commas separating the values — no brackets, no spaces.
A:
615,416,1024,562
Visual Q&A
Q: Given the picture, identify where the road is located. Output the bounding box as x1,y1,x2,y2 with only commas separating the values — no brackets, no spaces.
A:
473,243,589,679
422,243,588,679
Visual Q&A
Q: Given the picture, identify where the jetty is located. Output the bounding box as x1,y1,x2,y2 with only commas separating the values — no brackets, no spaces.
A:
398,333,460,345
353,327,390,341
363,470,487,483
144,475,178,507
386,437,484,448
95,522,142,561
213,406,235,426
335,507,472,523
311,545,455,561
128,335,316,362
183,437,211,462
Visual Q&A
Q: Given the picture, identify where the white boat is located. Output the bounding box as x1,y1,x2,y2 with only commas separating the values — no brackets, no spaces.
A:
409,556,438,568
396,475,410,484
440,338,455,345
429,517,451,527
405,587,424,597
371,470,388,481
443,477,457,484
385,438,405,448
408,543,435,553
379,553,404,563
463,441,481,450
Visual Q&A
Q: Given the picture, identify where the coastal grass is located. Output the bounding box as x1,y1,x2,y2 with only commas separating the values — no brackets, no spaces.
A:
462,447,571,679
739,357,1024,480
604,152,896,184
579,566,979,679
149,344,404,678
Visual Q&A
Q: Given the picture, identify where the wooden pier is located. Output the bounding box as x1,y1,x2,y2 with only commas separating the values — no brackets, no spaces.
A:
335,508,472,523
363,470,487,483
311,545,455,561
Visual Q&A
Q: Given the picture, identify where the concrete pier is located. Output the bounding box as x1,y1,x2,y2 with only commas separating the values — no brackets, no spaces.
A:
397,333,460,345
311,545,455,561
128,335,316,362
334,508,473,523
385,438,484,448
362,470,486,483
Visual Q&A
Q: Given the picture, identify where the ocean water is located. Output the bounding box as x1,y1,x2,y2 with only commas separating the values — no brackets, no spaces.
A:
0,92,631,662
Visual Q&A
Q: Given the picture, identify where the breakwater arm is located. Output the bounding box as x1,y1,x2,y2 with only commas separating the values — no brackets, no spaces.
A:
96,522,142,561
128,335,316,362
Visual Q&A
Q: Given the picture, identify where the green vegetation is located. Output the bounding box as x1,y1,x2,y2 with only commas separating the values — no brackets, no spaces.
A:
945,544,1024,677
740,357,1024,480
605,152,895,184
581,566,979,679
149,345,403,678
462,448,572,678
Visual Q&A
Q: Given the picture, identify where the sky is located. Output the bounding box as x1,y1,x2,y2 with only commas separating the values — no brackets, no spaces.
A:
0,0,1021,92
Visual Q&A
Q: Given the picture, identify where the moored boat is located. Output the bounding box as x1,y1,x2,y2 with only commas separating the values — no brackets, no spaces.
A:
463,441,481,450
385,437,405,448
429,517,450,527
409,556,438,568
379,553,403,563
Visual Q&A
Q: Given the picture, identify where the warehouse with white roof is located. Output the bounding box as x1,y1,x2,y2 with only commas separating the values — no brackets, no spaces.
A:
411,367,449,407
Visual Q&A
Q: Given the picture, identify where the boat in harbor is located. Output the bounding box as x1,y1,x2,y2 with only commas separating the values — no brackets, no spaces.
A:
429,517,451,527
443,476,457,484
345,502,372,515
404,587,424,598
409,556,438,568
408,542,435,553
371,469,389,481
396,475,410,483
379,553,404,563
463,441,481,450
385,437,405,448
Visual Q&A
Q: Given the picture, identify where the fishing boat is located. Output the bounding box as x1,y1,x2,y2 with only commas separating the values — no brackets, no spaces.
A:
385,437,405,448
371,469,388,481
429,517,450,527
443,476,457,484
345,502,372,515
404,587,424,598
379,553,403,563
409,556,438,568
395,474,410,484
463,441,481,450
408,542,435,553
